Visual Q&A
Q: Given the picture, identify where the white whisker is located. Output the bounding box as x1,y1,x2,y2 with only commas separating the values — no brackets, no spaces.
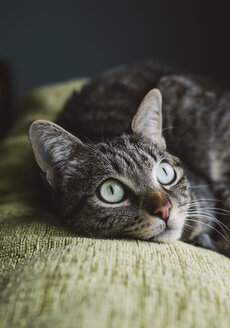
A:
189,208,230,216
161,126,178,132
186,220,225,240
189,198,223,203
187,213,229,233
190,185,213,189
185,217,229,241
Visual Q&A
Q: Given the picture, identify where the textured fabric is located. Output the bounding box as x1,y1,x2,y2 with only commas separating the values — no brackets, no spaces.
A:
0,79,230,328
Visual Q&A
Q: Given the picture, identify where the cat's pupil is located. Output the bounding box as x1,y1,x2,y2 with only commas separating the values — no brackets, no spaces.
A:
163,168,168,175
99,180,125,203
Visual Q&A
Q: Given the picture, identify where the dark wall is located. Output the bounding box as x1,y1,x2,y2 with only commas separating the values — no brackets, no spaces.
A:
1,0,230,99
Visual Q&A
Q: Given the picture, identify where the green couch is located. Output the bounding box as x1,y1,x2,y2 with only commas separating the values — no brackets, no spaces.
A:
1,80,230,328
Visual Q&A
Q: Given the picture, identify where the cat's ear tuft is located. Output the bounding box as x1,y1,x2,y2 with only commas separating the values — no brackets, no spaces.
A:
131,88,166,149
29,120,83,187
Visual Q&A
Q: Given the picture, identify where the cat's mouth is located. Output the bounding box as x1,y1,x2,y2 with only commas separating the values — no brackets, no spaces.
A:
149,226,182,243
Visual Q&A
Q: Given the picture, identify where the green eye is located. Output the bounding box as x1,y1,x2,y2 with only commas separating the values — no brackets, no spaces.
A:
99,180,125,203
157,161,176,185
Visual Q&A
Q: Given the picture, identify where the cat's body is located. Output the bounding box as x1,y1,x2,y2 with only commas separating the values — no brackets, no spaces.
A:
29,63,230,256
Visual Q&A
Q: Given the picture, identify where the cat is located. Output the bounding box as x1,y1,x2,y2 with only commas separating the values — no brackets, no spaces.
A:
29,63,230,256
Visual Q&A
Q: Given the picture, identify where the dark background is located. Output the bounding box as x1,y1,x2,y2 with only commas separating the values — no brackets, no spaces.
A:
1,0,230,101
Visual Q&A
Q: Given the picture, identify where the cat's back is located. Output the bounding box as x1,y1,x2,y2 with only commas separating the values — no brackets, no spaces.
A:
57,63,173,142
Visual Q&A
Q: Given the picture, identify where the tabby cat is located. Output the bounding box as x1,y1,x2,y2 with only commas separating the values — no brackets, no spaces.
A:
29,63,230,256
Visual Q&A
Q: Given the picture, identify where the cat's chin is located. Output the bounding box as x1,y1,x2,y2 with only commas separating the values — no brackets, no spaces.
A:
150,227,182,243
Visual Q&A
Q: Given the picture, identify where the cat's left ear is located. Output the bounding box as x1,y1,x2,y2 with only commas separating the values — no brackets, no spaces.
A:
131,88,166,149
29,120,85,187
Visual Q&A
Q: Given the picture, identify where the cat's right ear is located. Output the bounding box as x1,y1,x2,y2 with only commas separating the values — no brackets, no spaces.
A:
131,88,166,149
29,120,84,187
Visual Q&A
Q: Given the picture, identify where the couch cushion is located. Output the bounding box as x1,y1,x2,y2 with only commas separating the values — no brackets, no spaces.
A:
0,80,230,328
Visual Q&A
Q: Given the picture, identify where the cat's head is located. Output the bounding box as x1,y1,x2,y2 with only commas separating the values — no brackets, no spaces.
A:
29,89,191,242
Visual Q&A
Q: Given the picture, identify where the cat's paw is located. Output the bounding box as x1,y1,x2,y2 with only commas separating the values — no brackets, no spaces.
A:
188,233,217,252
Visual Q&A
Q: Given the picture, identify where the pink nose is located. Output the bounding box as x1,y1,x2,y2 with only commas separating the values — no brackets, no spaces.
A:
153,202,171,220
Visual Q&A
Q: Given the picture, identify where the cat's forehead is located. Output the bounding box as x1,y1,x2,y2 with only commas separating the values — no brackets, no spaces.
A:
97,135,176,180
101,134,168,164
